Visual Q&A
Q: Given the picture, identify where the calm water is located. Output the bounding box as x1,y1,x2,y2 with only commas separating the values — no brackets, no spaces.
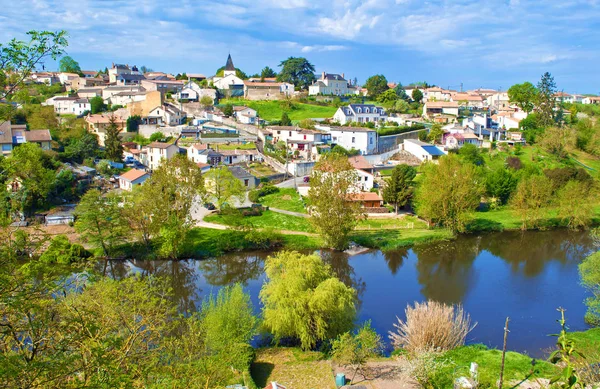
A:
98,230,595,358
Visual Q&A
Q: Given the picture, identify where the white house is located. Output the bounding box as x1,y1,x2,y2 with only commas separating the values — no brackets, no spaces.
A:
175,81,217,103
308,72,356,96
443,132,481,150
403,139,445,162
118,169,150,191
451,93,484,108
582,96,600,105
268,125,332,160
146,142,180,171
210,54,244,90
233,106,258,124
143,103,186,126
187,144,223,165
108,63,141,83
321,126,378,155
423,87,452,102
51,97,90,115
486,92,510,109
333,104,387,125
423,101,459,118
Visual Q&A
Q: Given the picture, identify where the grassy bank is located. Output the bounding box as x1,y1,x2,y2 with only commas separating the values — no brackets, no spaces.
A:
259,188,306,213
219,98,337,121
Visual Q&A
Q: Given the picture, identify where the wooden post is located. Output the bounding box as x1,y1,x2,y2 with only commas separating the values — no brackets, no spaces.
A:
498,317,510,389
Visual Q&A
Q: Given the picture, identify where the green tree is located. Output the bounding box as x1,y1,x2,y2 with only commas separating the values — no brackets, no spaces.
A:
222,104,234,117
537,72,558,127
260,251,356,350
134,155,204,258
277,57,315,89
538,126,574,158
414,155,483,233
126,114,141,132
63,132,99,162
215,66,248,80
199,95,213,107
556,180,595,230
0,30,67,121
412,88,423,103
104,115,123,161
579,251,600,326
331,321,382,385
485,168,518,205
377,88,398,105
204,166,245,209
74,189,128,257
149,131,165,142
394,83,410,101
510,174,553,230
507,82,538,114
58,55,81,75
89,95,106,114
308,153,363,250
458,143,484,166
175,72,187,80
280,112,292,126
394,99,411,113
383,164,416,213
260,66,277,80
364,74,389,98
427,123,444,143
38,235,89,264
299,118,316,129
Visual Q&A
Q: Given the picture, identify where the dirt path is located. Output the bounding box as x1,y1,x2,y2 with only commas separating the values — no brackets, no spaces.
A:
334,358,419,389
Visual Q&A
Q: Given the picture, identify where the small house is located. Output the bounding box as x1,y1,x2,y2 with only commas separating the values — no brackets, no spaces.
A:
119,169,150,191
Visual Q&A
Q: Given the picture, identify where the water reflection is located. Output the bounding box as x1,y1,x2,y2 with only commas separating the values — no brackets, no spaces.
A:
321,250,366,311
199,253,266,286
382,248,409,275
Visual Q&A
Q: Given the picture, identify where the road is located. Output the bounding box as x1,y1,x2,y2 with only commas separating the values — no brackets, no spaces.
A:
276,177,304,188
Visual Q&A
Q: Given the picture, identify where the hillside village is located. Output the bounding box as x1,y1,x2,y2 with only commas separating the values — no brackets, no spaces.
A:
10,52,598,219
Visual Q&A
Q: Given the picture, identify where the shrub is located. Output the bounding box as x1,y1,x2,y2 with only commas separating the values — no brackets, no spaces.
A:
39,235,90,264
389,300,476,354
248,189,260,203
505,156,522,170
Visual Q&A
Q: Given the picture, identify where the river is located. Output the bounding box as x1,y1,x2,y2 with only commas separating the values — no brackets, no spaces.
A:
99,229,596,358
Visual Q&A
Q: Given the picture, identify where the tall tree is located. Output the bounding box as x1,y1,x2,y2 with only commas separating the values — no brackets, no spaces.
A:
89,95,106,114
411,88,423,103
364,74,389,98
260,251,356,350
74,189,128,257
280,112,292,126
0,30,67,122
134,155,205,258
485,168,518,205
507,81,538,114
204,166,245,209
260,66,277,80
377,89,399,105
427,123,444,143
58,55,81,74
414,155,483,233
383,164,416,213
308,153,363,250
537,72,557,127
510,174,553,230
394,83,410,101
277,57,315,89
104,115,123,161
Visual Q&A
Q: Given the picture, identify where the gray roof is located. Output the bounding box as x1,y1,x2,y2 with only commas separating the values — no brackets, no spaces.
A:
118,74,146,81
323,73,346,81
228,166,253,179
225,54,235,71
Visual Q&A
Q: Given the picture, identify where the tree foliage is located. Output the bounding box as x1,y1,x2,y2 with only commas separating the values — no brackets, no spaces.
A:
555,180,595,230
537,72,558,127
204,166,245,209
58,55,81,75
538,126,575,158
308,153,363,250
280,111,292,126
260,251,356,350
277,56,315,89
104,115,123,161
364,74,389,98
507,81,538,114
579,251,600,326
427,123,444,143
126,115,141,132
458,143,484,166
260,66,277,80
382,164,416,212
331,321,382,384
89,95,106,114
485,168,518,205
412,88,423,103
510,174,553,230
414,155,483,233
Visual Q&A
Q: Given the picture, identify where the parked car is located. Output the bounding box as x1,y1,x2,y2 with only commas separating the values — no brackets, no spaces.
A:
204,202,215,210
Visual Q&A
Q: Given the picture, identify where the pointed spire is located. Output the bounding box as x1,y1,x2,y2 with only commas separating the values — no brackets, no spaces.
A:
225,54,235,71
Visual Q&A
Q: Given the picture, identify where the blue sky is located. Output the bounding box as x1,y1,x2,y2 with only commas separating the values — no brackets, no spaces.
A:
1,0,599,93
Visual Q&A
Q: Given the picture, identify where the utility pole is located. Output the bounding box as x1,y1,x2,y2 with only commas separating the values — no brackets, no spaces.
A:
498,317,510,389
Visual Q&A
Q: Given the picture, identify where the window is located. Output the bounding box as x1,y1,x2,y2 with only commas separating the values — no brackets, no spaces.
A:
289,131,292,136
370,137,373,144
303,135,307,140
277,130,281,134
352,137,355,143
244,179,249,187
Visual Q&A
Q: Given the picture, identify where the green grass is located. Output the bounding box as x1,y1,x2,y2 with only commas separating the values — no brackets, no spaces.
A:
205,210,313,232
352,228,454,251
217,142,256,150
251,347,335,389
568,327,600,361
220,98,337,121
259,188,306,213
432,344,558,388
247,163,279,178
357,215,428,230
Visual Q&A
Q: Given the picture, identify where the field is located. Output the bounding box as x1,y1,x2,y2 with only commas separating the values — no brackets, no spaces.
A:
251,348,336,389
217,142,257,150
259,188,306,213
219,98,337,121
204,210,314,232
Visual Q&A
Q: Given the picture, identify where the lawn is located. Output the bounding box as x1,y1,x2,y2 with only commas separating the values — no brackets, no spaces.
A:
259,188,306,213
247,162,279,178
352,228,454,251
204,210,313,232
251,347,336,389
218,142,257,150
432,344,558,388
357,215,428,230
220,98,337,121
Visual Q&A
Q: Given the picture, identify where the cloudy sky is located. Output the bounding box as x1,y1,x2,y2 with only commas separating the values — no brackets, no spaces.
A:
1,0,599,93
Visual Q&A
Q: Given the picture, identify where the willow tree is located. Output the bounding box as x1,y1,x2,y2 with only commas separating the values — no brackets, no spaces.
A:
414,155,483,233
308,152,362,250
260,251,356,350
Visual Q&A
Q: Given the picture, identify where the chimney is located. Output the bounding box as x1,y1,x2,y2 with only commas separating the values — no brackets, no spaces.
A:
322,71,326,79
342,73,345,79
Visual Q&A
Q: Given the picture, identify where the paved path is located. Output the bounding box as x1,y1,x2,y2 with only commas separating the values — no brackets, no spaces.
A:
268,207,309,218
276,177,304,188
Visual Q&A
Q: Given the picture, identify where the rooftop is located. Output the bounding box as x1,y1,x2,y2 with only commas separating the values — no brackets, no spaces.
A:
119,169,148,182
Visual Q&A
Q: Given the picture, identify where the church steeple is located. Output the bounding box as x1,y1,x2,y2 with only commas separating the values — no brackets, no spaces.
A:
225,54,235,71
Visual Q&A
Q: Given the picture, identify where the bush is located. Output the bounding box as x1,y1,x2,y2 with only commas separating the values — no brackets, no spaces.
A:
544,166,591,190
389,300,476,354
378,124,426,136
505,156,522,170
248,189,260,203
39,235,90,264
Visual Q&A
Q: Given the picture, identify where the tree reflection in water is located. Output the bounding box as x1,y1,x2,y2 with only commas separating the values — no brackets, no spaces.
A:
320,250,367,312
199,253,266,286
382,248,409,275
412,236,480,305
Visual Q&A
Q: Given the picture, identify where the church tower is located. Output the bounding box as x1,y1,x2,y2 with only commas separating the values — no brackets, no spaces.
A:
224,54,236,77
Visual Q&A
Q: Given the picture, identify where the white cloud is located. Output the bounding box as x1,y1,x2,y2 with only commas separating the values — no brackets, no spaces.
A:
300,45,348,52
